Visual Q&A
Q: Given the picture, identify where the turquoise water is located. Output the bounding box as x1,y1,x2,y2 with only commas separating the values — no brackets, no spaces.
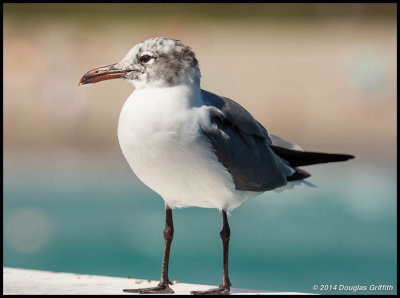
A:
3,158,396,294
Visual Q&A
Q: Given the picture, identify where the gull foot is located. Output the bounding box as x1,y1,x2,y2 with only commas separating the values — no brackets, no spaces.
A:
123,283,174,294
191,286,230,295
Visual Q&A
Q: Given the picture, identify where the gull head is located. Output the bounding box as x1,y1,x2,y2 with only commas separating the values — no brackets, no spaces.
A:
79,37,201,89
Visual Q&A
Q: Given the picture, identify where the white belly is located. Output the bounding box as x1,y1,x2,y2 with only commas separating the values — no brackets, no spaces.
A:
117,87,257,210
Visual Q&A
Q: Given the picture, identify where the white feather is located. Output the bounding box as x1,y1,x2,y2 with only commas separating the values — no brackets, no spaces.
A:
273,179,316,193
118,84,259,211
269,134,304,151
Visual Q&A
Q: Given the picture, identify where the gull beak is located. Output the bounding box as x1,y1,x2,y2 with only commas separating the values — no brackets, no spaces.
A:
78,63,130,86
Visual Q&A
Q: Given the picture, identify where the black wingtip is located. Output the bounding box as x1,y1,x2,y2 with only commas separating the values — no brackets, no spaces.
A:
287,167,311,181
270,145,355,167
333,153,355,162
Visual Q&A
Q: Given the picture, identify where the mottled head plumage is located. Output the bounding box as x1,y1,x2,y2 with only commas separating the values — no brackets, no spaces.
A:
117,37,201,88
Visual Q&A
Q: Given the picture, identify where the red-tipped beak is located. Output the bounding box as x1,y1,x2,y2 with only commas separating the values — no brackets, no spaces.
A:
78,63,130,86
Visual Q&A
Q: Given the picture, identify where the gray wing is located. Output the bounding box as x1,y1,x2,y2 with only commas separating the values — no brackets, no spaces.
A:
200,90,294,192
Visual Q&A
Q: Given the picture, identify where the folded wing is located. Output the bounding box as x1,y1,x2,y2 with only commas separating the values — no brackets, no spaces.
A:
200,90,294,192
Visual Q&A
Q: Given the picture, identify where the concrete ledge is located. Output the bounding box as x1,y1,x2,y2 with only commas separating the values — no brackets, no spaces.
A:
3,267,312,295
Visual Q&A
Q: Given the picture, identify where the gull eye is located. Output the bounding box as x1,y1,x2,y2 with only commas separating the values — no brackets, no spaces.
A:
140,55,152,63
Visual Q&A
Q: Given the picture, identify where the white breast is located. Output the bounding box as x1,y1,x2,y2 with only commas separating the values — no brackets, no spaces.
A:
117,86,257,210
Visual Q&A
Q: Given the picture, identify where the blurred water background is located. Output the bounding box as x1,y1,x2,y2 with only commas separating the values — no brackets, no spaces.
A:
3,3,396,294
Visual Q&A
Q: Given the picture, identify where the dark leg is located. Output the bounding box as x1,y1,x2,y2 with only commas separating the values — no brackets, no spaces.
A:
123,206,175,294
191,210,231,295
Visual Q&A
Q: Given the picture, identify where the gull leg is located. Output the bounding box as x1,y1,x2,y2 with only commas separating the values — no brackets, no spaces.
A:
123,206,175,294
191,210,232,295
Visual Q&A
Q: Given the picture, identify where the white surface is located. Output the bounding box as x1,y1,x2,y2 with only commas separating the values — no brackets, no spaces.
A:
3,267,312,295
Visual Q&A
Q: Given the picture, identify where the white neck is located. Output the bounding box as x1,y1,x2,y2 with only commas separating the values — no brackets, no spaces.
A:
118,80,203,148
132,81,202,108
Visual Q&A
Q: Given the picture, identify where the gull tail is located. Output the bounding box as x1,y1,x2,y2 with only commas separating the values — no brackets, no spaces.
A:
270,145,355,182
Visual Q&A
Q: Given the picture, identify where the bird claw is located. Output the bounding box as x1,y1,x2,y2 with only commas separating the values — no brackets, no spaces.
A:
123,283,174,294
191,286,230,295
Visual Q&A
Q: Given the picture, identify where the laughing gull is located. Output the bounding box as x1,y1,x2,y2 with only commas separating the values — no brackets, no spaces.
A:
79,37,354,295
